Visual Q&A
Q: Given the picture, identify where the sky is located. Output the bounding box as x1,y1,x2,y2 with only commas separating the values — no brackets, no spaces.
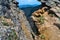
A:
16,0,41,8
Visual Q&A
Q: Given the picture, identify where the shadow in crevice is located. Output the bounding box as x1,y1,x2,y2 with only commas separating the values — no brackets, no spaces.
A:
48,10,60,18
27,3,51,35
54,23,60,29
20,3,51,35
20,5,42,35
28,18,40,35
20,5,42,17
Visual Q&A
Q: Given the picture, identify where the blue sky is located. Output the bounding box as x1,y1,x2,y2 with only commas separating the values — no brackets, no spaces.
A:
16,0,41,8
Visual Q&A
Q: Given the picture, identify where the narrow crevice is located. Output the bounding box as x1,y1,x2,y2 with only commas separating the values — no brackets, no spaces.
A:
54,23,60,29
22,3,51,36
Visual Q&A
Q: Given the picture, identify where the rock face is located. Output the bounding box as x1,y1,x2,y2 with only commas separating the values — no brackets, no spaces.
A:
31,7,60,40
0,0,60,40
0,0,34,40
40,0,60,7
40,0,60,18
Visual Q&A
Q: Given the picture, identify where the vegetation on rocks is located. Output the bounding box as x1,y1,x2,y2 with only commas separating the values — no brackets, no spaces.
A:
39,16,45,24
6,29,18,40
40,34,45,39
31,7,60,40
0,0,60,40
1,21,9,26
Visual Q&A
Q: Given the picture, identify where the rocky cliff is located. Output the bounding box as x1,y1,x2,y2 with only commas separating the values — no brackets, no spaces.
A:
0,0,34,40
31,7,60,40
40,0,60,17
0,0,60,40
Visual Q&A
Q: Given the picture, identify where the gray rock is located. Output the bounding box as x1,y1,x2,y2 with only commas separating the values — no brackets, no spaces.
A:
40,0,60,18
0,0,34,40
41,0,60,7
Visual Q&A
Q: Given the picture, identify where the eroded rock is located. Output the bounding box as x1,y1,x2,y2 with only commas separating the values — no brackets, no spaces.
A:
31,7,60,40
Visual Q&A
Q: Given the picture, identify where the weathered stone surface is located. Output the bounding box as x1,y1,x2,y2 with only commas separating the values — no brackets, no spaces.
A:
31,7,60,40
0,0,34,40
50,7,60,17
40,0,60,18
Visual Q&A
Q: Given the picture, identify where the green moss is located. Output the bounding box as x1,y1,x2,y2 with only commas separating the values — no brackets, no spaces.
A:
40,34,45,39
7,29,18,40
39,16,45,24
1,21,9,26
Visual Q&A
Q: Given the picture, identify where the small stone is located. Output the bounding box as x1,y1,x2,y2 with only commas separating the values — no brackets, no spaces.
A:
58,4,60,7
31,16,37,22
